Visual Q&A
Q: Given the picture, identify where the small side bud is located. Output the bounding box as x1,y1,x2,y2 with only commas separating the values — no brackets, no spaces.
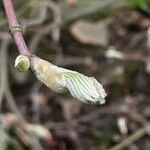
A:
15,55,30,72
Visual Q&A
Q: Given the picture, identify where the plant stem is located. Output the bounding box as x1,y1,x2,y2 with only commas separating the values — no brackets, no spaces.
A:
3,0,31,55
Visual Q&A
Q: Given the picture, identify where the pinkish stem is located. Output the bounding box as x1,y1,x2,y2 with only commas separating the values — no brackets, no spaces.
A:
3,0,31,55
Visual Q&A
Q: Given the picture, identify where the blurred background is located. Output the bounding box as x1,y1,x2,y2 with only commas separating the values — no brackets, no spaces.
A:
0,0,150,149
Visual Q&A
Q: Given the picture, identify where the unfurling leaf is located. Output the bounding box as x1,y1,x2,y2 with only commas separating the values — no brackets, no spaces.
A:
30,56,107,104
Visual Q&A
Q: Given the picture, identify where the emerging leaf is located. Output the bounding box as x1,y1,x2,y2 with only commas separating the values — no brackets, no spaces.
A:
30,56,107,104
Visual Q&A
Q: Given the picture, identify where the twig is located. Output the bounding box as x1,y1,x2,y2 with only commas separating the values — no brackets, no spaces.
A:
2,1,46,149
3,0,31,55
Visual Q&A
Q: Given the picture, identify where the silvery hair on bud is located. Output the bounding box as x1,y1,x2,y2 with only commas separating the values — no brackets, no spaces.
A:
30,56,107,104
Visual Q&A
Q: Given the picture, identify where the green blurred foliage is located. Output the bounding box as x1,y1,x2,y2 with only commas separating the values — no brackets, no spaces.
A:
130,0,150,15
